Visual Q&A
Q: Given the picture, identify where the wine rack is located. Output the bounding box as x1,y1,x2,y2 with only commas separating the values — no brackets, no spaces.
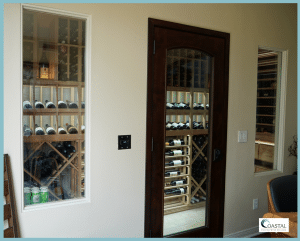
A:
254,49,278,171
22,10,86,205
164,49,210,215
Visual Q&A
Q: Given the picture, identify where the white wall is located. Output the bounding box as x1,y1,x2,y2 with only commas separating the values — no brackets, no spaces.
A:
4,3,297,238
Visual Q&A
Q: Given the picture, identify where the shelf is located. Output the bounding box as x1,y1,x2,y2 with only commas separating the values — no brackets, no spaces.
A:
258,69,277,73
165,164,189,170
57,42,85,48
23,79,85,87
257,78,276,81
164,174,189,180
165,145,189,149
164,193,188,200
165,155,188,159
166,129,208,136
23,109,85,115
256,123,275,126
23,134,85,143
164,184,189,190
166,86,209,93
166,109,208,115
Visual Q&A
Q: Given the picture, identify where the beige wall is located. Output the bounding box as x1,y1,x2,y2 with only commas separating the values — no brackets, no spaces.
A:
4,3,297,237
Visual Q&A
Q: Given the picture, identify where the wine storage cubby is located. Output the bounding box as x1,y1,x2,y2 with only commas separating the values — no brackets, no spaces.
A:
22,9,86,206
164,48,211,215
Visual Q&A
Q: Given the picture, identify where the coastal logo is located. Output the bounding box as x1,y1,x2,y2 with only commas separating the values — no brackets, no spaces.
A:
259,218,289,233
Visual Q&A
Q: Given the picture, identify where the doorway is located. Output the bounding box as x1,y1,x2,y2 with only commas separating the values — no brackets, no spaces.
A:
144,18,230,238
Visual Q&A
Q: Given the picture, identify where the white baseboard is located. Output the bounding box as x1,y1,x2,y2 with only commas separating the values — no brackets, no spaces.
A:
224,226,260,238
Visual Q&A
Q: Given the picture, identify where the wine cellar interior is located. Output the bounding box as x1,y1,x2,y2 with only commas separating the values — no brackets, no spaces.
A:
164,49,211,234
254,48,279,173
22,10,86,205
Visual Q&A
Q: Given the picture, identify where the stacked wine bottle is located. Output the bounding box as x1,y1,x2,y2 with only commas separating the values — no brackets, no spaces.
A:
23,100,85,109
23,123,85,136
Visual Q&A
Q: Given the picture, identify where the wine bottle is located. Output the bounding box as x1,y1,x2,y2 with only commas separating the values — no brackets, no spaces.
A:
81,125,85,134
170,122,179,130
35,100,45,109
63,141,76,153
35,124,45,135
199,104,205,110
178,103,190,109
46,149,59,159
164,187,187,195
23,125,32,137
66,100,78,109
23,100,32,109
193,121,200,129
165,160,185,166
58,100,68,108
184,121,190,129
54,143,67,155
81,102,85,109
165,170,180,177
206,104,209,110
58,126,67,134
45,124,56,135
193,102,199,110
165,150,184,156
206,122,209,129
166,103,174,109
166,122,172,131
171,103,179,109
198,122,204,129
165,139,184,146
66,123,78,134
170,179,187,186
45,100,56,108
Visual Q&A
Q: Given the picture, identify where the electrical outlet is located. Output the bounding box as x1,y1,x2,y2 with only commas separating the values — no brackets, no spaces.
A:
253,199,258,210
238,131,248,143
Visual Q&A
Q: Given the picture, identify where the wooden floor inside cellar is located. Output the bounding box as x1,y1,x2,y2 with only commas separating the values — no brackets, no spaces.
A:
164,206,206,236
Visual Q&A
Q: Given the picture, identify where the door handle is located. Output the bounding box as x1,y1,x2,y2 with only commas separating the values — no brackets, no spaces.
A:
213,149,222,162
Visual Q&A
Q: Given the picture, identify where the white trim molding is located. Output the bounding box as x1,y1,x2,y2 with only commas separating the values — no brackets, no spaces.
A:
224,226,259,238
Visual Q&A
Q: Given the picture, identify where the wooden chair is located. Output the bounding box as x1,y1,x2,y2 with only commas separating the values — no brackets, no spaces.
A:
4,154,20,238
266,175,297,238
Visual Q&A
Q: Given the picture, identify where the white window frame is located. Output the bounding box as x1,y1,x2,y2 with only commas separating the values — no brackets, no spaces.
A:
20,3,92,212
254,46,288,176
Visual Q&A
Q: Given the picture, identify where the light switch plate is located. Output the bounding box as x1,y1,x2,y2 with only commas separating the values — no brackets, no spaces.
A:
238,131,248,143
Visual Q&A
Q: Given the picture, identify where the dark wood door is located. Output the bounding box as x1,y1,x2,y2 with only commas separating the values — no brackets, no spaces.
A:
145,18,230,238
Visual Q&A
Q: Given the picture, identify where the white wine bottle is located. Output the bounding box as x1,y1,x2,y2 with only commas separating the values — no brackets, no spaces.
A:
66,123,78,134
35,124,45,135
165,139,184,146
165,160,186,166
66,100,78,109
170,179,187,186
164,170,180,177
164,187,187,195
23,125,32,136
166,121,172,130
165,150,184,156
23,100,32,109
45,124,56,135
58,100,68,108
58,126,67,134
45,100,56,108
35,100,45,109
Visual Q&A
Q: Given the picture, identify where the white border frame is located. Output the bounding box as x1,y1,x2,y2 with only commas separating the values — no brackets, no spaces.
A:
254,46,288,176
20,3,92,212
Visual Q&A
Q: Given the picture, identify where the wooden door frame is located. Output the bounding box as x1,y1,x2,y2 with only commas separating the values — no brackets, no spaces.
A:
144,18,230,238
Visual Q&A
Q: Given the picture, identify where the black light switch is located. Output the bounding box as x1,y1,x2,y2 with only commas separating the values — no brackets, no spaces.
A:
118,135,131,150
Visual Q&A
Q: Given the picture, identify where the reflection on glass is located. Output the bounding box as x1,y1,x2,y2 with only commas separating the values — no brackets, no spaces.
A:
164,48,212,236
22,9,86,207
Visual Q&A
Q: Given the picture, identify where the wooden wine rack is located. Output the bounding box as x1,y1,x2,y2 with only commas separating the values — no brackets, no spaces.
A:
254,49,278,171
22,10,86,202
164,49,210,215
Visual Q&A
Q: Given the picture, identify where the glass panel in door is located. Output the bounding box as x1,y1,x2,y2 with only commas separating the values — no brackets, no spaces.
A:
164,48,212,236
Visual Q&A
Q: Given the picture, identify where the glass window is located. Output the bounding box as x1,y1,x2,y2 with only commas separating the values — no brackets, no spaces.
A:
254,48,284,173
22,8,86,206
